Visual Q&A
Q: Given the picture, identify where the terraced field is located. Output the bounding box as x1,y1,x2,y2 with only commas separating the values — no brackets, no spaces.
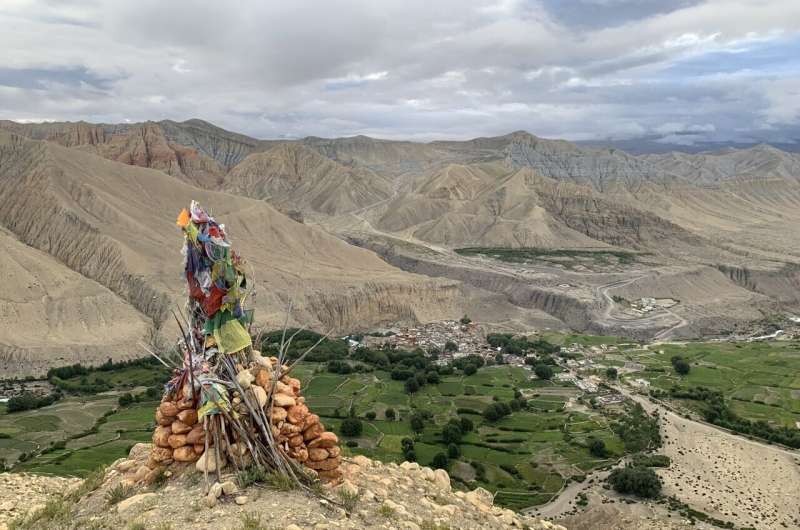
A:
298,364,624,510
617,340,800,428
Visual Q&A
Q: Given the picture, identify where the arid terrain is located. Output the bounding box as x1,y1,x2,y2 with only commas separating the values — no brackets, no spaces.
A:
3,119,800,375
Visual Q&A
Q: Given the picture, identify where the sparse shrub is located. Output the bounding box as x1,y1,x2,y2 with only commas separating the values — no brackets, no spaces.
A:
106,483,133,506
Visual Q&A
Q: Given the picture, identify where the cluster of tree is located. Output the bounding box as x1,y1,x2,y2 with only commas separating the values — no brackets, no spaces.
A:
340,417,363,437
326,360,367,374
533,364,554,380
401,437,416,462
588,437,607,458
668,385,800,448
259,329,349,362
631,454,671,468
6,391,62,413
607,465,662,498
451,354,485,376
670,355,691,375
47,357,168,394
606,367,618,379
117,387,161,407
611,404,662,452
483,395,528,422
486,334,560,356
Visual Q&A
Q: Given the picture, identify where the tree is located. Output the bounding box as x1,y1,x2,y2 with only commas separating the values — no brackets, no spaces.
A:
673,359,690,375
447,443,461,459
431,452,449,470
401,437,415,453
118,393,134,407
426,371,440,384
444,341,458,353
463,364,477,376
534,364,554,380
459,417,474,433
606,367,618,379
340,418,363,437
442,423,463,445
405,378,420,394
494,353,504,365
460,315,472,325
404,449,417,462
410,415,425,433
588,437,607,458
365,411,376,420
385,408,396,420
607,466,662,498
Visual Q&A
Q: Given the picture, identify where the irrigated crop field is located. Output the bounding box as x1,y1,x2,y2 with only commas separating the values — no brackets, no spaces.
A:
613,340,800,428
297,364,623,510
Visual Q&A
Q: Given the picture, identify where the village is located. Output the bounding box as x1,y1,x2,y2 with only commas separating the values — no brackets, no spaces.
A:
358,320,630,407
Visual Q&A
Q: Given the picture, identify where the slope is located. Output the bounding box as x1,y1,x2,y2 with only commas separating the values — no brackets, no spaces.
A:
0,131,464,374
224,143,392,216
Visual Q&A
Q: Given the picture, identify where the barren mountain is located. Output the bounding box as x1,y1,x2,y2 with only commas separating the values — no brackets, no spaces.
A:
4,118,800,343
0,130,464,376
225,143,392,216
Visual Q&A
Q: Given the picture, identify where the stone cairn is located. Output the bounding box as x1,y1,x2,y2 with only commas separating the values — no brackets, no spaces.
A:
141,200,341,491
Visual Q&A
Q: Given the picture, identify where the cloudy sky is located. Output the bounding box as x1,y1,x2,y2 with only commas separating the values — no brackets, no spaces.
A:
1,0,799,146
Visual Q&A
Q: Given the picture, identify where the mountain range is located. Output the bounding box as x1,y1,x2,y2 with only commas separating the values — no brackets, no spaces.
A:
3,118,800,375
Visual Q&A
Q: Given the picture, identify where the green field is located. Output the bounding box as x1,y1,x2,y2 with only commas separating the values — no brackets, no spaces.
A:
299,364,623,510
613,340,800,428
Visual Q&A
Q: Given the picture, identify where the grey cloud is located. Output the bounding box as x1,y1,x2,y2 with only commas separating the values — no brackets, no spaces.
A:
0,0,798,149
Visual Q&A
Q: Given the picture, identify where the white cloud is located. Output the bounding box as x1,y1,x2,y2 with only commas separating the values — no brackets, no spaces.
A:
0,0,797,144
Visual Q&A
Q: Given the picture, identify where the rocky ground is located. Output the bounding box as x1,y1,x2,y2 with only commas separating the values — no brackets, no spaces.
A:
0,473,80,528
1,444,565,530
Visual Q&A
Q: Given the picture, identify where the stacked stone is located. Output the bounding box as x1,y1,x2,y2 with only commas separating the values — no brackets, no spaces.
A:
146,353,342,482
235,354,343,483
149,399,204,468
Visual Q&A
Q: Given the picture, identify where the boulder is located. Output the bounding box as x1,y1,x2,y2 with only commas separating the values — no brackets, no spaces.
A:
193,444,205,455
248,385,268,408
159,402,179,417
271,407,288,422
273,393,295,408
307,432,338,448
290,446,308,462
306,456,341,471
303,423,324,441
434,469,451,492
195,450,227,473
327,446,341,458
152,425,172,448
167,433,188,449
287,404,308,425
236,369,254,389
221,480,238,495
288,434,304,447
171,420,192,435
155,408,173,426
186,424,205,445
309,448,329,462
254,368,271,388
465,487,493,509
117,493,158,519
177,409,198,426
173,446,198,462
302,414,320,430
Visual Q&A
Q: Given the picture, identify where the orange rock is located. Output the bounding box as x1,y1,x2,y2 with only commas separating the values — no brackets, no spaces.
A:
159,402,179,417
288,434,304,447
306,456,341,471
177,399,194,410
173,445,199,462
307,432,338,448
317,469,343,483
255,368,271,388
303,423,324,441
271,407,288,422
328,446,341,458
308,448,329,462
186,424,205,445
193,444,205,455
286,377,301,393
177,409,197,426
155,408,173,426
287,404,308,425
153,425,172,448
168,434,188,449
171,420,192,435
281,423,302,435
290,446,309,462
302,414,320,430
